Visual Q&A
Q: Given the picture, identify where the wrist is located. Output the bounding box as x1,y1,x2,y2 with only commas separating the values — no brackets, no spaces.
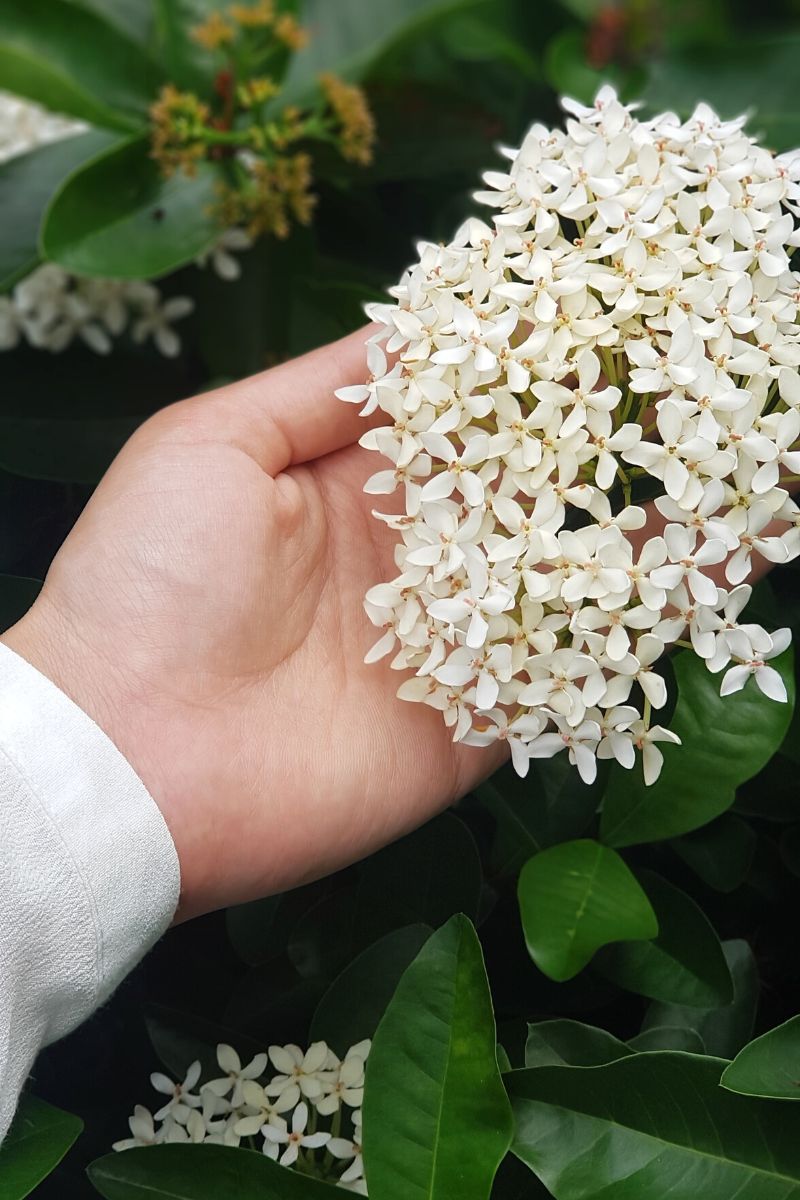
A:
1,596,191,916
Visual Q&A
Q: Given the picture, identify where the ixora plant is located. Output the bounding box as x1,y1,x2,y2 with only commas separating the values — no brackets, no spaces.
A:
0,0,373,358
342,86,800,786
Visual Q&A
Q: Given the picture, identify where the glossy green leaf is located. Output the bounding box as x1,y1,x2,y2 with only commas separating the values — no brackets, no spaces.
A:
490,1152,554,1199
525,1020,632,1068
72,0,154,46
362,914,512,1200
0,0,158,130
643,36,800,151
628,1025,706,1053
597,870,733,1007
672,814,757,893
517,839,658,982
601,649,795,847
310,924,432,1054
0,1095,82,1200
152,1,225,92
355,811,483,944
722,1016,800,1101
145,1005,266,1084
544,28,627,103
281,0,487,102
642,939,759,1059
509,1053,800,1199
0,574,41,632
0,130,119,291
88,1143,340,1198
41,137,221,279
478,756,601,880
254,818,478,982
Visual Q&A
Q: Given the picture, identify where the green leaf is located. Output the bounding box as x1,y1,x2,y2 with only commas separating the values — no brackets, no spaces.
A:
362,914,512,1200
722,1016,800,1101
41,137,222,279
145,1005,266,1084
509,1052,800,1199
596,870,733,1007
0,0,159,130
642,36,800,151
152,1,225,92
88,1143,340,1198
525,1020,632,1068
0,1095,82,1200
355,811,483,944
478,756,601,880
600,648,795,847
672,814,757,893
0,130,119,291
0,574,41,631
0,413,140,484
517,839,658,982
642,939,759,1059
628,1025,706,1053
282,0,488,102
286,814,480,987
309,924,432,1054
70,0,154,46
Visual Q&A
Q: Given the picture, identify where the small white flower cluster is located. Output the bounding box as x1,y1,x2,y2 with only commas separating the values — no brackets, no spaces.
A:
340,87,800,786
0,89,85,161
0,266,195,357
114,1039,370,1195
0,92,251,357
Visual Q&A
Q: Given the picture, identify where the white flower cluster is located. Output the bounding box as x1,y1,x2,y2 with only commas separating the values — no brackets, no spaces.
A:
340,87,800,785
114,1039,370,1195
0,92,251,357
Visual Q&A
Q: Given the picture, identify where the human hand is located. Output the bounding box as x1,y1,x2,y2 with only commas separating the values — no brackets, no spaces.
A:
1,327,507,920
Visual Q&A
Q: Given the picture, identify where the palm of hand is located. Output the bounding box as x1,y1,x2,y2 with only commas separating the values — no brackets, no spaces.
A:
6,331,502,917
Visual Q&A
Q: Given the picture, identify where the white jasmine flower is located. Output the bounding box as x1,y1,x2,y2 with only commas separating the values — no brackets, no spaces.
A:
112,1106,162,1152
132,295,194,358
260,1101,330,1167
203,1043,268,1106
316,1041,370,1115
266,1041,329,1106
329,1109,365,1185
150,1061,203,1123
196,228,252,280
719,627,792,701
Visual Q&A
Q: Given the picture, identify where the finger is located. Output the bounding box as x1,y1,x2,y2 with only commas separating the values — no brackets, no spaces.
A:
196,324,385,476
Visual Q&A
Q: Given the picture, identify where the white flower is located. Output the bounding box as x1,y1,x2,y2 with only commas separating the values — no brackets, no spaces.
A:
329,1109,365,1186
316,1041,370,1115
630,720,681,785
719,627,792,702
260,1101,330,1167
203,1043,268,1106
132,295,194,358
112,1106,162,1151
338,85,800,786
266,1041,329,1106
196,228,252,280
150,1061,203,1122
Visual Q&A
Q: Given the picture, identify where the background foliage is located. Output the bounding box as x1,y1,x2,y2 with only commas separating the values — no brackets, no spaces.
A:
3,0,800,1197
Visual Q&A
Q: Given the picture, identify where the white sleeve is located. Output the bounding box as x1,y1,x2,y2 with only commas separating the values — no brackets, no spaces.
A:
0,641,180,1140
